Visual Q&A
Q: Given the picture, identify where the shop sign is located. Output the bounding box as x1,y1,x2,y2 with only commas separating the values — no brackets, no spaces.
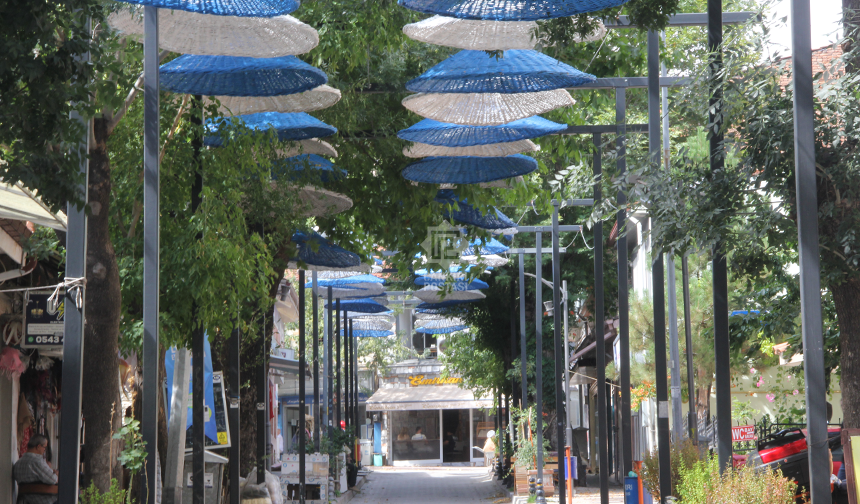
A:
731,425,756,442
407,374,462,386
22,291,64,347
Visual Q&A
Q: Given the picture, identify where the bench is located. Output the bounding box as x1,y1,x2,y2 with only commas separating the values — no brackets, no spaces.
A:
18,483,59,495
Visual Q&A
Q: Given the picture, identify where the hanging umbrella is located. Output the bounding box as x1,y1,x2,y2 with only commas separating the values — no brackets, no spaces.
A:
398,117,564,147
306,274,384,287
461,254,509,267
404,139,538,158
415,299,475,311
313,283,385,298
402,154,537,185
350,318,394,331
406,50,595,94
435,190,518,233
415,311,446,320
213,85,342,115
289,231,361,270
279,139,338,157
402,15,606,50
413,286,486,303
296,187,353,217
112,0,298,18
415,324,467,334
325,298,389,313
341,329,394,338
414,277,489,289
205,112,336,147
397,0,630,21
402,90,574,126
271,154,346,184
317,270,369,280
108,8,318,56
463,237,509,255
160,55,327,97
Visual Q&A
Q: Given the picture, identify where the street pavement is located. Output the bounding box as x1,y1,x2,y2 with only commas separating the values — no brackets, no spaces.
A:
351,466,508,504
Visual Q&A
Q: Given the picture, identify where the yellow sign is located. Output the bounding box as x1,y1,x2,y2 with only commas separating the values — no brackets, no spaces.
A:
408,375,462,386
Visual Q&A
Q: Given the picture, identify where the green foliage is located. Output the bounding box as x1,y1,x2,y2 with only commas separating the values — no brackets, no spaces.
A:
22,226,65,266
676,456,796,504
112,417,147,476
641,439,700,501
79,479,128,504
510,407,551,470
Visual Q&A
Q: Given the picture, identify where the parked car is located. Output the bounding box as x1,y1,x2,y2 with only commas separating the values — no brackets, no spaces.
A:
746,428,843,503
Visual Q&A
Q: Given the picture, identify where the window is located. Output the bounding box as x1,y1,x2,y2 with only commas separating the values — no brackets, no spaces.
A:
391,410,440,461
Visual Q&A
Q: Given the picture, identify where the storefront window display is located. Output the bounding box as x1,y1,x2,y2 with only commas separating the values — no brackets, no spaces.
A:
472,409,497,460
391,410,439,461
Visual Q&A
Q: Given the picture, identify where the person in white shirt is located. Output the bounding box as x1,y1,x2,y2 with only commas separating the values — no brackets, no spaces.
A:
277,428,284,454
411,427,427,440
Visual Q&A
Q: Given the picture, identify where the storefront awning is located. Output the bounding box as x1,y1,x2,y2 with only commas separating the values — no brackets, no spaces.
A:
365,385,492,411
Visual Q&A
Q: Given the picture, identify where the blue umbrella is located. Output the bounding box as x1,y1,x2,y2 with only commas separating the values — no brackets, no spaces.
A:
305,274,384,288
414,277,489,290
463,237,509,255
325,298,389,313
205,112,336,147
397,0,628,20
112,0,299,17
272,155,346,184
160,55,327,97
414,264,488,276
415,324,468,334
435,190,517,232
402,154,537,184
406,50,595,94
340,329,394,338
398,117,564,147
291,231,361,269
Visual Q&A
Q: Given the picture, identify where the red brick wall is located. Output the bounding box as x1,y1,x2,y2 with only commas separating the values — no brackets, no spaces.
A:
778,44,844,87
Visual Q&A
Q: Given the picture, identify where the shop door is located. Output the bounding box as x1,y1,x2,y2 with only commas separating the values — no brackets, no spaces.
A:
442,409,469,463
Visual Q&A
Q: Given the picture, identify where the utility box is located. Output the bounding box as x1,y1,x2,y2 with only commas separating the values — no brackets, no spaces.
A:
181,450,228,504
359,440,372,467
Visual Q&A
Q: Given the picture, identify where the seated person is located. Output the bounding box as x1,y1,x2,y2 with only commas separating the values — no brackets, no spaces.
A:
397,427,410,441
411,427,427,440
13,434,58,504
443,431,456,454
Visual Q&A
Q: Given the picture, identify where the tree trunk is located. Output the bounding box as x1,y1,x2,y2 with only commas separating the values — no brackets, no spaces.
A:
82,117,123,491
844,0,860,74
834,278,860,428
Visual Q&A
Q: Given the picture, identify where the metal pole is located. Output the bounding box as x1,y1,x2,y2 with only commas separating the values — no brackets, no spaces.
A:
592,135,609,504
511,283,518,447
327,288,333,434
141,7,160,504
791,0,830,498
257,314,267,484
535,232,546,504
335,300,341,428
298,270,306,504
616,87,633,475
353,321,360,436
681,256,696,440
228,325,241,504
563,280,572,452
707,0,732,473
58,20,89,499
552,201,567,504
191,93,205,504
312,273,320,452
648,29,672,503
345,313,351,430
519,251,527,410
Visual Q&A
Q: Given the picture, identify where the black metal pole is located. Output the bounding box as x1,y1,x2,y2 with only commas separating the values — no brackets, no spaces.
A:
552,200,567,504
313,275,320,452
257,313,267,484
535,232,546,504
681,256,696,440
345,315,351,430
191,93,205,504
519,251,527,410
791,0,829,497
299,270,306,504
592,136,609,504
353,321,359,436
141,7,160,503
228,325,241,504
58,21,89,499
648,29,672,503
335,300,341,429
616,87,633,475
327,288,334,435
510,283,518,446
708,0,732,474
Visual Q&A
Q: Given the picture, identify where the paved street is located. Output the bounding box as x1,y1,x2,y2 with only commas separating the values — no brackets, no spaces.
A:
351,467,508,504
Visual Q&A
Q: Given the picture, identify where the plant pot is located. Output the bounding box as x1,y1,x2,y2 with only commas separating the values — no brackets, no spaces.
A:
346,462,358,488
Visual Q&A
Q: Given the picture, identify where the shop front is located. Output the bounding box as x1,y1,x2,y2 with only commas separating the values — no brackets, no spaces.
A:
365,360,495,466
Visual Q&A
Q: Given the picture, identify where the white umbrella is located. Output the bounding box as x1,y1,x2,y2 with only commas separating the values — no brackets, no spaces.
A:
413,286,486,303
461,254,509,267
109,8,319,57
402,90,574,126
277,139,339,158
297,187,353,217
438,177,523,190
402,16,605,50
403,139,538,158
209,85,342,115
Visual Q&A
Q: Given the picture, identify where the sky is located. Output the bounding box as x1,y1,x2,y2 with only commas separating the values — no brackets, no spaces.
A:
768,0,843,51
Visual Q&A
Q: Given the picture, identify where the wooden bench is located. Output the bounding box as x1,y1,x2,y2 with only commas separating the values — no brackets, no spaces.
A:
18,483,58,495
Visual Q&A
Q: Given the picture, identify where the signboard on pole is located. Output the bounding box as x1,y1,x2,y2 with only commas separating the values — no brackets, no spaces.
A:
731,425,756,443
22,291,64,347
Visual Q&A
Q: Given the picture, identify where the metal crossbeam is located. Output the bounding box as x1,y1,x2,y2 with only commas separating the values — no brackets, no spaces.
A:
509,248,568,254
605,11,759,28
570,76,691,90
517,225,581,233
560,124,647,135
